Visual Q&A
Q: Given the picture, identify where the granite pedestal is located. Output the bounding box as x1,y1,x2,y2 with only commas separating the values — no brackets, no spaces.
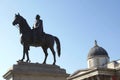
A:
3,62,69,80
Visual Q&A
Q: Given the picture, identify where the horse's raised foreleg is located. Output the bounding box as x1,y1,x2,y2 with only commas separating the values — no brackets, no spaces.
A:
42,47,48,64
50,47,56,65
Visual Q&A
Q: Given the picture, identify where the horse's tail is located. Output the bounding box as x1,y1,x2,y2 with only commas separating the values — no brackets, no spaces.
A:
54,36,61,57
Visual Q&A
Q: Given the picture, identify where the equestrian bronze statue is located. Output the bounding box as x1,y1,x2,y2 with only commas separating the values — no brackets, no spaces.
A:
12,13,61,65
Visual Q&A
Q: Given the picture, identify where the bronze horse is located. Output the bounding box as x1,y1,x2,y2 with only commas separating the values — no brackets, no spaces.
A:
12,13,61,65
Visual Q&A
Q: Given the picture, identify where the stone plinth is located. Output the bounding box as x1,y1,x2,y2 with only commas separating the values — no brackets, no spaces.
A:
3,62,69,80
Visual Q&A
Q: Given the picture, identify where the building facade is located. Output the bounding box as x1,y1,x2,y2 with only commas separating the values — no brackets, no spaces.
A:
67,41,120,80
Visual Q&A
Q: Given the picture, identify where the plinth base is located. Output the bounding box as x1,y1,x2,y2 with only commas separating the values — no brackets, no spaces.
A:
3,62,69,80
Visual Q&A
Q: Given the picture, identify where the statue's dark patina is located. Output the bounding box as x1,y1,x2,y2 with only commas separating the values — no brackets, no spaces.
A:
12,13,61,65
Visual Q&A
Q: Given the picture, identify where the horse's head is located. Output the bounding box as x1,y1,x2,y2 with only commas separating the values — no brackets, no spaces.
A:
12,13,24,26
12,13,31,34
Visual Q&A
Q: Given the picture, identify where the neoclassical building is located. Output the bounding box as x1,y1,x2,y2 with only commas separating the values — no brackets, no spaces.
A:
67,40,120,80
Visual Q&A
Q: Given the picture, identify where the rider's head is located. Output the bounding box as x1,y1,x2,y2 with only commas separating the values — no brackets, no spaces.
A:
36,14,40,20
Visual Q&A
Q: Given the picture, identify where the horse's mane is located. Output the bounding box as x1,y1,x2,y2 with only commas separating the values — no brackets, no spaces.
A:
17,15,32,34
19,15,31,29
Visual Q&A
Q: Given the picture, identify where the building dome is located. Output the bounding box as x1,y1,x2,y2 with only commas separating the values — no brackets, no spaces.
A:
88,40,109,59
87,40,110,68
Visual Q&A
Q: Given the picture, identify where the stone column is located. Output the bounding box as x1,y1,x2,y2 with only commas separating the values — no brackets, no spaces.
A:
96,75,100,80
3,62,69,80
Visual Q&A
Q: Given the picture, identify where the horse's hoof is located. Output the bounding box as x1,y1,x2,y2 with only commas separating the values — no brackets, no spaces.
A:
17,59,23,63
26,60,31,63
52,62,56,65
20,59,24,61
42,62,46,64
